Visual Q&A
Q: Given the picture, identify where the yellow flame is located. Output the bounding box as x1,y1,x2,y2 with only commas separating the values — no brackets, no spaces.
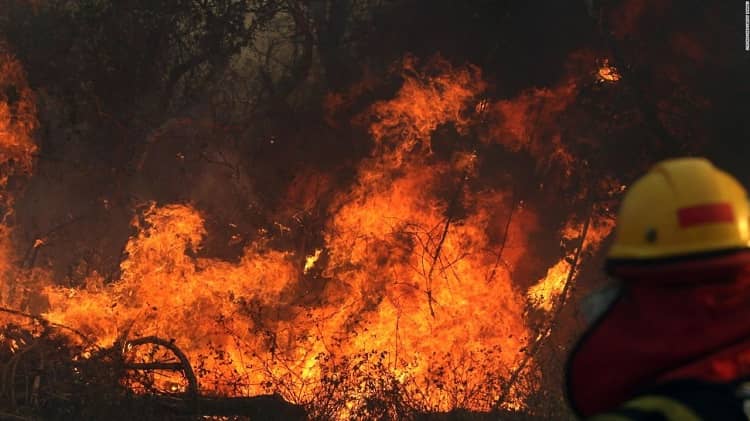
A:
528,258,573,312
304,249,323,274
528,216,616,311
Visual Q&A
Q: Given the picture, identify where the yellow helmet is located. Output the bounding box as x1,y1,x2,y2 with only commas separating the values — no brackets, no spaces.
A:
607,157,750,266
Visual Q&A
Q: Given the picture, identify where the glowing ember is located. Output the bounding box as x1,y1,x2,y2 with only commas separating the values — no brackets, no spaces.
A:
598,59,622,82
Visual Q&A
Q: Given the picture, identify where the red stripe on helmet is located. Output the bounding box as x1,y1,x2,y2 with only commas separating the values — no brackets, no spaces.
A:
677,203,735,227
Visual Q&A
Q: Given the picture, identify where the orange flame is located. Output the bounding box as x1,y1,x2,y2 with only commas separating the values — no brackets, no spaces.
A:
366,55,486,165
0,47,38,306
597,59,622,82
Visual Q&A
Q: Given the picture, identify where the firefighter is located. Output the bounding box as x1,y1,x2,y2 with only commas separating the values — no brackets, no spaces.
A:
566,157,750,420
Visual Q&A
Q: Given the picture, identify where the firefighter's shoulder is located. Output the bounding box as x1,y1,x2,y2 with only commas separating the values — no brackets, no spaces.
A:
585,379,749,421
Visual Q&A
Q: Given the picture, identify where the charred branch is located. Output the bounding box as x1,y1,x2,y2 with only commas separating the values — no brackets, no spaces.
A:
486,187,516,283
493,203,594,410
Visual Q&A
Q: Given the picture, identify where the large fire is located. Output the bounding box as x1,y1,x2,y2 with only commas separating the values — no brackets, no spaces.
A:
0,48,618,417
0,46,38,304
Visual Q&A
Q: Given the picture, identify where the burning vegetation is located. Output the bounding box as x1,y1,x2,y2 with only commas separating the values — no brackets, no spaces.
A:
0,0,745,419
